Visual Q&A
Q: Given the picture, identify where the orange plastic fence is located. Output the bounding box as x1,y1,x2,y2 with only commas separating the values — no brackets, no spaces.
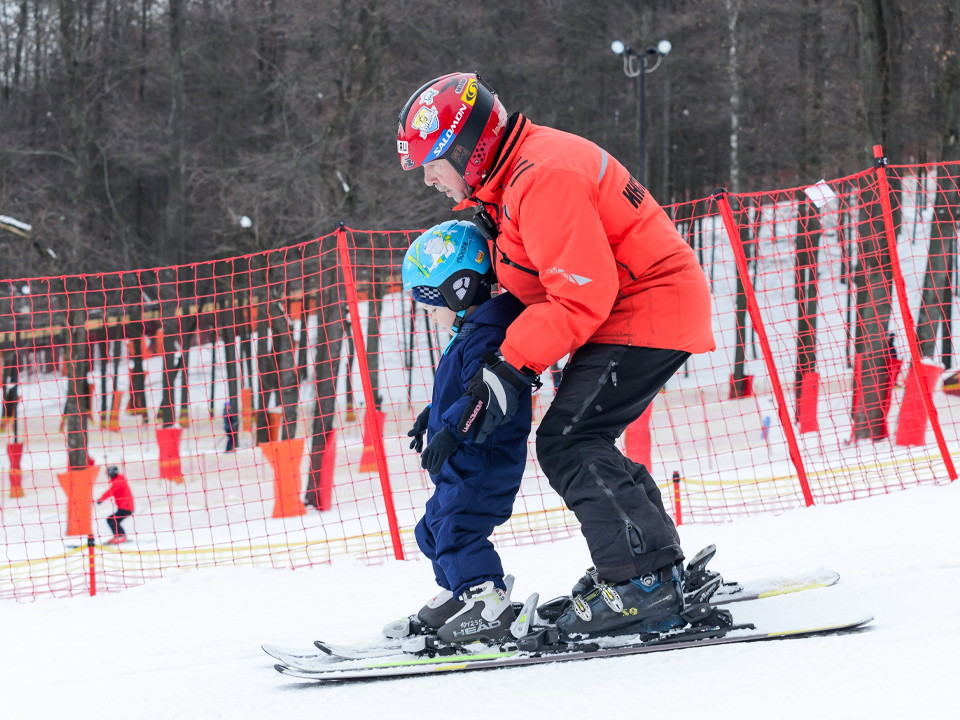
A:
1,153,958,600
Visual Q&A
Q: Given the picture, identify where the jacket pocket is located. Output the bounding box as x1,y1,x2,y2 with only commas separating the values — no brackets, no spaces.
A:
562,359,618,435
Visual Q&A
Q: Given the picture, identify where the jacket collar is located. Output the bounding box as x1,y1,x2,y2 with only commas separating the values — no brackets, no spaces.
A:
452,113,531,211
463,292,525,329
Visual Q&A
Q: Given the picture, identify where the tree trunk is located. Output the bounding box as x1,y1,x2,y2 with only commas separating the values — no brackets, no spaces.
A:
214,261,239,415
915,171,959,359
165,0,186,265
730,196,753,398
269,252,299,440
794,197,822,413
157,268,179,427
852,177,894,440
365,291,384,410
852,0,903,440
122,273,147,419
915,0,960,364
63,277,90,469
306,262,345,507
726,0,741,193
251,256,275,443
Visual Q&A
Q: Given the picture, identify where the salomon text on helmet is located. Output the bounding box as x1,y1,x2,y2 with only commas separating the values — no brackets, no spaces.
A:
397,73,509,187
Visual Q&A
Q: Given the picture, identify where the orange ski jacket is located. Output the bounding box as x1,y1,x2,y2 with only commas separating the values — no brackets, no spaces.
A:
455,114,715,374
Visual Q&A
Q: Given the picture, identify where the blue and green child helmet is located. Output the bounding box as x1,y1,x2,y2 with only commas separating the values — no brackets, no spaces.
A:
402,219,493,309
402,220,494,352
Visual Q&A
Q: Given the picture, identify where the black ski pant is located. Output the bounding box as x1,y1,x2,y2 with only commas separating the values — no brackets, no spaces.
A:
536,344,688,583
107,509,132,536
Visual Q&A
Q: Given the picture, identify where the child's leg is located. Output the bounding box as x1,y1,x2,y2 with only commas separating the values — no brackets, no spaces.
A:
431,468,523,599
107,515,119,536
115,510,130,535
415,493,452,591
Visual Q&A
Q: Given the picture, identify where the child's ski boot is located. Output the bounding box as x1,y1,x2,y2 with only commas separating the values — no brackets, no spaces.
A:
436,580,517,645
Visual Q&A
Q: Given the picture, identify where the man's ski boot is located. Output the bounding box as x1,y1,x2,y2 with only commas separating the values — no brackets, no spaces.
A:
556,566,686,641
539,545,731,623
435,580,517,645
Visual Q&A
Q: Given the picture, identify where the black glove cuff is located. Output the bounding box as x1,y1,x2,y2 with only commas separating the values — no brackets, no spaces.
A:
481,352,535,391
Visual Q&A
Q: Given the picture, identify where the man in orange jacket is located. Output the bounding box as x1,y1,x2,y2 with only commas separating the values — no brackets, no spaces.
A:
398,73,716,640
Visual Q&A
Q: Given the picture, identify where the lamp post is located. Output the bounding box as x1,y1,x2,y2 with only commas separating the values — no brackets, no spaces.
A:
611,39,672,186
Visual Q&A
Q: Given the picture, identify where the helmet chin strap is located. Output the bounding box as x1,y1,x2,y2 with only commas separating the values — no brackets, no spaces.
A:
442,309,468,355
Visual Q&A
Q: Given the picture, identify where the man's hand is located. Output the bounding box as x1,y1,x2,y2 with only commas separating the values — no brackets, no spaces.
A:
421,428,460,474
457,353,536,444
407,405,432,453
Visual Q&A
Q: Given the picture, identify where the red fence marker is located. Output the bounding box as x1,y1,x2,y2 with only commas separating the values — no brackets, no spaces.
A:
873,146,957,480
895,362,943,446
155,427,184,484
715,189,815,507
56,466,99,536
87,535,96,597
672,471,682,526
624,405,653,469
338,225,406,560
319,429,338,511
7,441,24,498
360,409,387,473
798,371,820,434
261,438,307,518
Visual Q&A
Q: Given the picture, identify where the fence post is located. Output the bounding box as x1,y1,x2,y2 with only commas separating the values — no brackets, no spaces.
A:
714,189,815,506
872,146,958,481
87,535,96,597
337,224,406,560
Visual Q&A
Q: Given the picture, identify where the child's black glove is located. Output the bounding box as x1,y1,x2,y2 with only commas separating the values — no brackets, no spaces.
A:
421,428,460,474
458,352,537,443
407,405,432,454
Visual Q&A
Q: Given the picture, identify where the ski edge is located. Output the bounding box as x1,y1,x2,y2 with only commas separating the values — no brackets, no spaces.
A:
273,615,873,682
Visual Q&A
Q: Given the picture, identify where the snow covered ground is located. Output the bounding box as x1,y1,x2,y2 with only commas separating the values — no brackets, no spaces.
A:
3,479,955,719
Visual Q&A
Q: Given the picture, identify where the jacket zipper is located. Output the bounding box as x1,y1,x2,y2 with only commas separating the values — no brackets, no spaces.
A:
491,234,538,277
562,360,617,435
588,463,645,556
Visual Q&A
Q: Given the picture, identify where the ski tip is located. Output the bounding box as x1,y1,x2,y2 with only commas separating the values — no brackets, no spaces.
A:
313,641,333,655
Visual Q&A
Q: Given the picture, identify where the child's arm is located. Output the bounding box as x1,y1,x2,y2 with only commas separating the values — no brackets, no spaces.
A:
438,351,488,440
420,345,490,474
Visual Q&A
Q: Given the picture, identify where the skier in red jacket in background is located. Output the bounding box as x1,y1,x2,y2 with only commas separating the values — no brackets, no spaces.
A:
397,72,717,641
97,466,134,544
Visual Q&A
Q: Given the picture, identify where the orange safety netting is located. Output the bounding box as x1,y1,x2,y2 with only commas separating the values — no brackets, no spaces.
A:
0,151,957,601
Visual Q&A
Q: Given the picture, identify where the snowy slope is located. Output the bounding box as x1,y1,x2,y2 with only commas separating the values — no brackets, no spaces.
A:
2,480,955,720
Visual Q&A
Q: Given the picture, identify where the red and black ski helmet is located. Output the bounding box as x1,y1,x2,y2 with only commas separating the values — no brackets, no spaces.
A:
397,72,508,187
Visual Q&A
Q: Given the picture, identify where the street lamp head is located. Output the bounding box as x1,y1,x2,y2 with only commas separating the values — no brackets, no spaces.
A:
657,39,672,56
611,40,626,55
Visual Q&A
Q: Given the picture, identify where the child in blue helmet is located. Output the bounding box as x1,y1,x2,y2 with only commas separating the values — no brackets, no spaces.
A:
398,220,532,646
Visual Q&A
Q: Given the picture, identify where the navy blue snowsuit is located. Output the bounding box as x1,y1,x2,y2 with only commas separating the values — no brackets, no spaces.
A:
414,293,532,599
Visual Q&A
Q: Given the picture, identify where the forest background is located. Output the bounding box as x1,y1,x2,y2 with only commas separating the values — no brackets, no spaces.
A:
0,0,958,278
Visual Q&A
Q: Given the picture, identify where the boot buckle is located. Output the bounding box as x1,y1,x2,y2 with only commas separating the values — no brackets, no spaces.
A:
572,595,592,622
598,583,623,612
